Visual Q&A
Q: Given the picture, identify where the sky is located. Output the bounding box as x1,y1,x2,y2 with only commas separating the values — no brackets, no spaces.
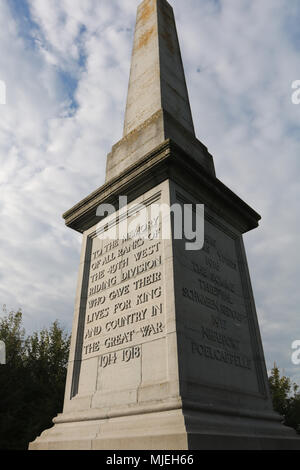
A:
0,0,299,386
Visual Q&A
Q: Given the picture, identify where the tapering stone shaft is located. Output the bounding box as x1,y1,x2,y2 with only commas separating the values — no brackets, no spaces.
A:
123,0,195,137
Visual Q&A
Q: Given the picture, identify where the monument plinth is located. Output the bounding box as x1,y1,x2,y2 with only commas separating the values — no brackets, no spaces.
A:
30,0,300,450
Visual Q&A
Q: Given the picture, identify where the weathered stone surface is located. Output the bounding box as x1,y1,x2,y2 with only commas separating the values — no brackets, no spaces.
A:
29,178,300,450
123,0,194,137
105,0,215,181
29,0,300,451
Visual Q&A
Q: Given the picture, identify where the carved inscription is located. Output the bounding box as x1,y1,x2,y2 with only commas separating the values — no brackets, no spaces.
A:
181,231,253,375
191,342,251,370
82,217,165,364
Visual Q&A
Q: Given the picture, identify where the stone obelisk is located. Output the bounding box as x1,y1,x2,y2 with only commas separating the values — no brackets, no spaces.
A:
30,0,299,450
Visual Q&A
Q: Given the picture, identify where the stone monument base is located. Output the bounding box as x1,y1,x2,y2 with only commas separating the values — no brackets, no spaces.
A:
29,406,300,450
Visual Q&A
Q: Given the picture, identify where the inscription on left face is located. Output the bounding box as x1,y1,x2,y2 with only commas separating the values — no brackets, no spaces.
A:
82,217,166,364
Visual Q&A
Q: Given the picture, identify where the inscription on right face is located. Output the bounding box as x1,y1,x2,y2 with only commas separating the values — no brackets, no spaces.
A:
179,220,261,395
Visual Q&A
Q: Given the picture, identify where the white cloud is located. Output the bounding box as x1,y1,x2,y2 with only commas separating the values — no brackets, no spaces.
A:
0,0,137,334
0,0,299,385
174,0,300,383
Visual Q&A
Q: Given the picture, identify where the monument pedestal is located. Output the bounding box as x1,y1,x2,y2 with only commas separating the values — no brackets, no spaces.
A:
30,141,300,450
30,401,300,450
29,411,300,451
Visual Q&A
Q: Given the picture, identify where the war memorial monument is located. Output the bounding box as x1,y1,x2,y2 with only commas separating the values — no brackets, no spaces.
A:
30,0,300,450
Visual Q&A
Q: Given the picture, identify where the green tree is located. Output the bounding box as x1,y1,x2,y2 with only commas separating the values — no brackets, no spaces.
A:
0,306,25,366
0,307,70,450
269,364,300,433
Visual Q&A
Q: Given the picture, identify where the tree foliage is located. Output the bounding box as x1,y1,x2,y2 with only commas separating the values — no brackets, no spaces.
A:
269,364,300,433
0,306,70,450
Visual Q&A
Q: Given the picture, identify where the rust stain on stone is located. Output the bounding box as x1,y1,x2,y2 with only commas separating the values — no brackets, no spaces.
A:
137,26,155,49
139,0,155,24
162,5,172,24
162,31,174,54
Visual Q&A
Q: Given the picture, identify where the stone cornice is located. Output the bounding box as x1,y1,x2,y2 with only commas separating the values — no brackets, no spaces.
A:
63,139,261,234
